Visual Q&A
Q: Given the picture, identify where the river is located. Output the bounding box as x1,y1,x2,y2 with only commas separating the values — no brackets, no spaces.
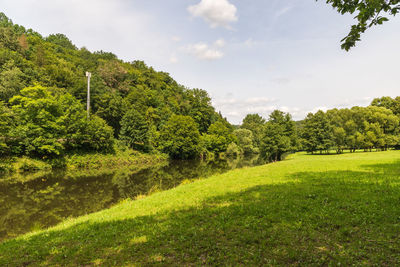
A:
0,155,266,242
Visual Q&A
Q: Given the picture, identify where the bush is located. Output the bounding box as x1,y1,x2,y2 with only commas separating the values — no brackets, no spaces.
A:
119,109,150,152
226,142,242,158
158,115,201,159
0,158,15,174
202,121,236,153
14,157,51,173
7,86,115,157
233,129,259,155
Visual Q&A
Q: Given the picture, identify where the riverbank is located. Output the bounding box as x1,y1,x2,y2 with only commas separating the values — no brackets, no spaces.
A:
1,151,400,265
0,149,168,180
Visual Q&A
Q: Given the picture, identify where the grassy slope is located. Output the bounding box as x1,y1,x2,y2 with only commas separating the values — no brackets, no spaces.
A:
1,151,400,265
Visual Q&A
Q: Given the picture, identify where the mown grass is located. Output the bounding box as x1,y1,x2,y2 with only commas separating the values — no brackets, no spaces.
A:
1,151,400,265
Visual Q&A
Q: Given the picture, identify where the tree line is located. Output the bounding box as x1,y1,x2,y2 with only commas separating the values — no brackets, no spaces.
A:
301,105,399,154
234,96,400,161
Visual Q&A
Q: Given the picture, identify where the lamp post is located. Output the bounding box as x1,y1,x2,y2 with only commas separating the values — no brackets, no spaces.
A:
86,72,91,119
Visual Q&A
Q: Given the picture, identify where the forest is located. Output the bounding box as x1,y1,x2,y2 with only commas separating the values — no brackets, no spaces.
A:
1,12,400,163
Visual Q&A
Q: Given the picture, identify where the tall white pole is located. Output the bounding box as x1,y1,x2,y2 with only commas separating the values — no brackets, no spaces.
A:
86,72,91,119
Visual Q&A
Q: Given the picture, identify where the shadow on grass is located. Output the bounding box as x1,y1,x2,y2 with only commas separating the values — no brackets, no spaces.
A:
361,159,400,174
303,150,386,156
1,161,400,266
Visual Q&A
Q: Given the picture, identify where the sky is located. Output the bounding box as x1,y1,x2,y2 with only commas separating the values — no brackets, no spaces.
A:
1,0,400,124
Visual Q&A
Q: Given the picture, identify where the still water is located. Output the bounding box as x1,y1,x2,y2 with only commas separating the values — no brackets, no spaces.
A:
0,155,265,242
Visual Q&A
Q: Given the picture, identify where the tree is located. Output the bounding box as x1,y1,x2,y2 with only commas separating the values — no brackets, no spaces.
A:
80,115,114,152
95,92,126,137
158,115,201,159
0,12,13,28
226,142,242,157
119,109,150,152
301,111,333,154
270,110,298,150
0,26,19,51
46,33,76,50
260,110,296,161
241,114,265,148
0,60,26,102
97,60,129,94
233,129,258,155
8,85,114,157
261,123,291,162
202,121,236,154
321,0,400,50
9,85,65,156
371,96,400,116
333,127,346,153
185,88,216,133
0,101,14,154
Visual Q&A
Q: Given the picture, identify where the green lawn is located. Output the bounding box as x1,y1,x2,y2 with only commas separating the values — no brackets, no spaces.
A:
1,151,400,266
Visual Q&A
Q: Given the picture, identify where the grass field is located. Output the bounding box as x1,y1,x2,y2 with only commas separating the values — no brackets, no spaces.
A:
1,151,400,266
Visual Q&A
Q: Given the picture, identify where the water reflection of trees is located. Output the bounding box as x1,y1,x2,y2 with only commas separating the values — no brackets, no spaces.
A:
0,173,116,240
0,155,265,241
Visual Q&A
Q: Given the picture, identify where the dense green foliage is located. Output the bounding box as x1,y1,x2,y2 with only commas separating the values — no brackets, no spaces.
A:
301,110,334,154
1,85,114,157
238,96,400,160
0,13,231,159
235,111,297,161
241,114,265,148
201,121,236,154
300,105,399,153
371,96,400,116
119,109,150,152
2,151,400,265
233,128,259,155
158,115,201,159
261,110,297,161
320,0,400,50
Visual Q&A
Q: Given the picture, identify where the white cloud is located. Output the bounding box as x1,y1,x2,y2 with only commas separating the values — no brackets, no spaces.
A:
172,36,181,42
271,77,291,85
185,40,225,60
244,38,261,48
336,97,372,108
244,97,276,105
213,98,239,106
214,38,226,48
226,111,240,117
213,97,279,123
213,96,277,109
310,106,328,114
188,0,238,29
169,55,178,63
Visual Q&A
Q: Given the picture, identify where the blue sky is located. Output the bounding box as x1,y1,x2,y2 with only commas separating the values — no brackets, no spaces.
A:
2,0,400,123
